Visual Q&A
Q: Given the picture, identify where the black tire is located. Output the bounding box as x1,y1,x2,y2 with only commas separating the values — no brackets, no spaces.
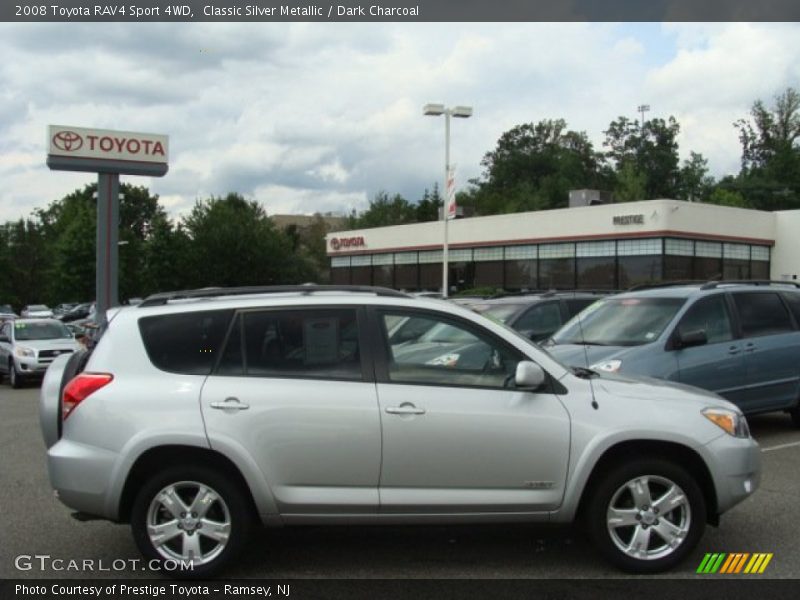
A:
789,406,800,428
9,360,22,389
131,465,253,579
585,458,706,573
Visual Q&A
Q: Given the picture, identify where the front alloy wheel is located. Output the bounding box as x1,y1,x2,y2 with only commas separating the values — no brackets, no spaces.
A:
587,458,705,573
9,361,21,389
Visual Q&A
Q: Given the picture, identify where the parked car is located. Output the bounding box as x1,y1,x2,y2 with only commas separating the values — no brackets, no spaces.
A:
53,303,78,316
21,304,53,318
40,284,760,577
57,302,92,323
471,291,611,342
0,318,80,388
0,304,17,323
546,281,800,425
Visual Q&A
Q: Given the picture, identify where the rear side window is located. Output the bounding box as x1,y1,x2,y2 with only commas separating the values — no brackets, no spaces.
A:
733,293,794,338
515,302,562,339
216,308,363,381
139,310,234,375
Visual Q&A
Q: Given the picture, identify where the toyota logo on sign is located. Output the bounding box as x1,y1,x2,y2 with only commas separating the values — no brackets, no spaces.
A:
52,130,84,152
330,238,341,250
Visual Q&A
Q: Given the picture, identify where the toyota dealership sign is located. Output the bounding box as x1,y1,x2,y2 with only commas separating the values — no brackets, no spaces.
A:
47,125,169,176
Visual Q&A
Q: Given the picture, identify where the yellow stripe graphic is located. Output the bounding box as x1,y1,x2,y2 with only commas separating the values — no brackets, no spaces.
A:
758,554,773,574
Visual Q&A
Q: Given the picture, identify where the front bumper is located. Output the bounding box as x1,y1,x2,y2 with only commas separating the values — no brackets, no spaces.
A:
703,433,761,516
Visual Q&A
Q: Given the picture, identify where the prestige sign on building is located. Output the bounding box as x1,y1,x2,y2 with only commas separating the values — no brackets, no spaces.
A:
47,125,169,175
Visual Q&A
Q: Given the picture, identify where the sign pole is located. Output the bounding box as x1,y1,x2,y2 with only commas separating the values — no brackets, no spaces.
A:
95,172,120,326
442,111,450,298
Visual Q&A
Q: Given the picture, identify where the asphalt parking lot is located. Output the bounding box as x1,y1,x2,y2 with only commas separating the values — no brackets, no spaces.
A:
1,384,799,580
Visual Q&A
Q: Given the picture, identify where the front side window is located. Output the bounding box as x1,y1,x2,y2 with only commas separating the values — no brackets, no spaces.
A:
553,297,686,346
380,311,522,389
217,308,362,381
676,295,733,344
733,293,794,338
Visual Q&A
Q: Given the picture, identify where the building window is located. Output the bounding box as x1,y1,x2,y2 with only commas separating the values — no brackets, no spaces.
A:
505,245,537,260
395,264,419,290
539,258,576,289
665,239,694,256
664,255,693,281
449,248,473,262
618,238,663,256
505,260,536,290
618,255,663,288
473,247,504,261
577,241,616,257
373,265,394,287
539,243,575,259
351,266,371,285
449,261,475,292
474,261,504,289
418,250,443,264
419,263,442,290
577,257,616,289
330,269,350,285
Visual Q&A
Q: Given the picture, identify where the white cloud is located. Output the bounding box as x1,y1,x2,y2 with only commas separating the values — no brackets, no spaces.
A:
0,22,798,224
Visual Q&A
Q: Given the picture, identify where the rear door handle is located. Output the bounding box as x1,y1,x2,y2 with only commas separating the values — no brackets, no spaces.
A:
744,343,756,353
385,403,426,415
210,397,250,411
728,346,741,355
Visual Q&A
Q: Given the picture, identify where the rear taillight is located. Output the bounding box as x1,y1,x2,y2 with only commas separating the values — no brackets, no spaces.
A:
62,373,113,420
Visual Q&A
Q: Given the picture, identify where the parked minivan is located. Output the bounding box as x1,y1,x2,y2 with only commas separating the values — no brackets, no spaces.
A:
546,281,800,425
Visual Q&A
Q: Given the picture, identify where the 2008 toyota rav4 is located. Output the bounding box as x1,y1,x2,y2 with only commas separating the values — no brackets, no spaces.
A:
40,285,761,577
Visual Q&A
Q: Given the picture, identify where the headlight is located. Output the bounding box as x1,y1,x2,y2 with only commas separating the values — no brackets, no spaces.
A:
702,408,750,438
590,359,622,373
15,346,35,358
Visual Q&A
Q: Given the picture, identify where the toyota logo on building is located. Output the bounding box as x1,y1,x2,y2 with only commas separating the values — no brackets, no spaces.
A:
52,130,84,152
330,236,365,250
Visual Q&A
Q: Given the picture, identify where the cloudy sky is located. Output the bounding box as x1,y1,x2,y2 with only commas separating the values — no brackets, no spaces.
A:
1,22,799,223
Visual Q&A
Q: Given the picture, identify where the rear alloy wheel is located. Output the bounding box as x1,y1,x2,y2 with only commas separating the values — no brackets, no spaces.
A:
789,406,800,428
131,466,252,578
587,459,705,573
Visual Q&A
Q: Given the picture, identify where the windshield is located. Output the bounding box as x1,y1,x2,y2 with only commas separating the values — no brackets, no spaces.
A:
14,321,73,340
552,297,686,346
471,302,529,323
0,305,13,313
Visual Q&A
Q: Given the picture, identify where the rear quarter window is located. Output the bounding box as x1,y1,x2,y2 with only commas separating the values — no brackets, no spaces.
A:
139,310,234,375
732,292,794,338
782,292,800,327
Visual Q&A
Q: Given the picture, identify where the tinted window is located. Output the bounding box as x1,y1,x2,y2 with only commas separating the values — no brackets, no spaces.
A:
565,297,599,318
217,309,362,381
783,292,800,326
515,303,562,339
471,302,529,323
139,310,234,375
733,293,794,338
380,311,522,389
677,296,733,344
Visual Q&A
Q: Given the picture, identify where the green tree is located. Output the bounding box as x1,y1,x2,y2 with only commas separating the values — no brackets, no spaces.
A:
734,87,800,210
347,191,417,229
181,193,300,288
604,116,682,199
415,185,443,222
677,152,716,202
473,119,607,213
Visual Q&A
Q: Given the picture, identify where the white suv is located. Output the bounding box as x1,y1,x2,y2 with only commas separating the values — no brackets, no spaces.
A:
40,285,761,577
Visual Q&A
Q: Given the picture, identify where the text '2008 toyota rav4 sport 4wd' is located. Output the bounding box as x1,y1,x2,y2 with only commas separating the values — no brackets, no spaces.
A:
40,285,761,577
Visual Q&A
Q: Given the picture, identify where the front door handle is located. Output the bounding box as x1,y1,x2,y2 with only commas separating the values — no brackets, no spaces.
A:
728,346,741,355
210,397,250,411
385,403,426,415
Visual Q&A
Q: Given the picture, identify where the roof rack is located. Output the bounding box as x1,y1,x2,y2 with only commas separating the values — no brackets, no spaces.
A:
627,280,708,292
139,284,409,307
699,279,800,290
489,289,618,300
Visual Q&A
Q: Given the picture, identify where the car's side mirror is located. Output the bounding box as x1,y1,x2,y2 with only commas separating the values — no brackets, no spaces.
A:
515,360,546,390
676,328,707,349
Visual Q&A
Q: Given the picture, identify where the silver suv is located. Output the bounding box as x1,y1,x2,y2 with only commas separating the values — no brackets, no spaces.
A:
39,285,761,577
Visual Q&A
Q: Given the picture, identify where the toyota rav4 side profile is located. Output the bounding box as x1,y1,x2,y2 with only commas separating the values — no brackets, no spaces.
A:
40,285,760,577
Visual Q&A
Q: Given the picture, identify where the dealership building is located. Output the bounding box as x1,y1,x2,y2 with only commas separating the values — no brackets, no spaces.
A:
325,199,800,292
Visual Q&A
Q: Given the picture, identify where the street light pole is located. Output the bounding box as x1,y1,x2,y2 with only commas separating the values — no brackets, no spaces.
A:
423,103,472,298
